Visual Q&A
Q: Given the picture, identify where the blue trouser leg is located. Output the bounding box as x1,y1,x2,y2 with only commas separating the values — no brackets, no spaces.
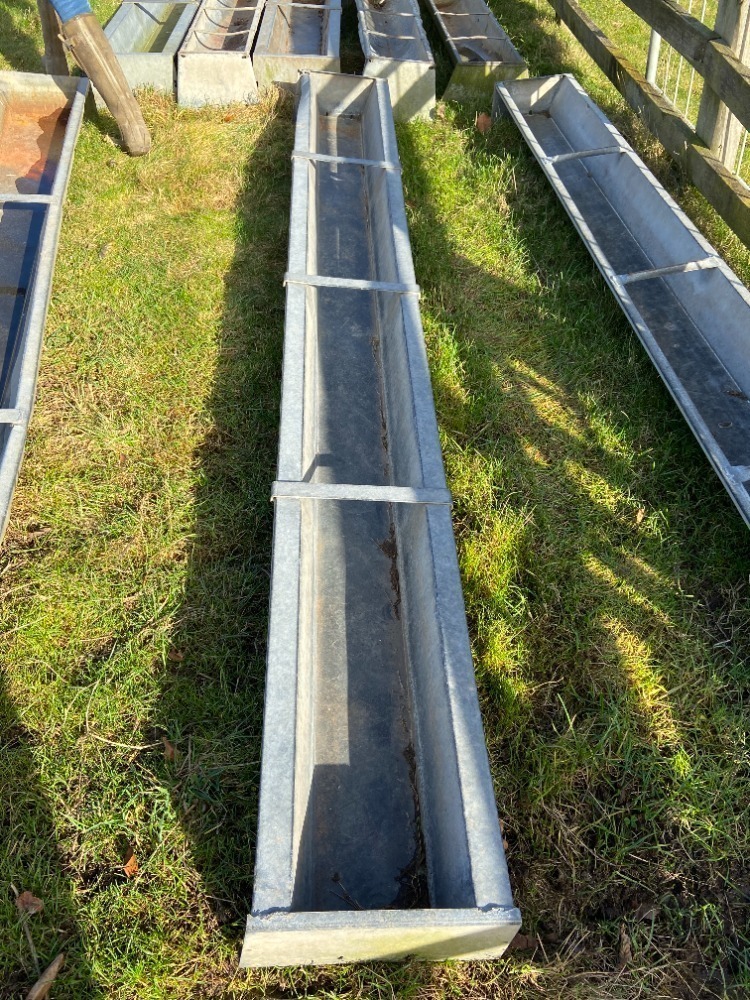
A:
47,0,92,22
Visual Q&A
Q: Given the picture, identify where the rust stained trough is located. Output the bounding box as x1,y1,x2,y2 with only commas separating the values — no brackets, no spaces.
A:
0,72,88,542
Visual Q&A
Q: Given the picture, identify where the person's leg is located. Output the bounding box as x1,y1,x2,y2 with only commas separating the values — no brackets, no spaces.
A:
47,0,151,156
37,0,68,76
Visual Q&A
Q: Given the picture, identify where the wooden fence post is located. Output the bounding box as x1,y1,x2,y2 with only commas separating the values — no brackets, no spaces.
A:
696,0,750,168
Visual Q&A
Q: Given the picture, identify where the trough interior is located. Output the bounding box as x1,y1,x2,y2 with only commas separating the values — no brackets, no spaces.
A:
185,0,259,50
361,10,431,62
289,498,480,914
433,1,518,62
109,2,190,52
0,84,70,196
305,157,397,284
264,0,331,55
512,80,707,271
308,76,390,161
291,497,427,911
627,268,750,468
0,204,45,406
300,287,424,486
505,76,750,474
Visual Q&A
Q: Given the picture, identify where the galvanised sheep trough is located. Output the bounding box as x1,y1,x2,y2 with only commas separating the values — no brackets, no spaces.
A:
253,0,341,91
355,0,435,121
0,72,88,542
177,0,266,106
495,73,750,528
424,0,526,101
242,71,521,967
105,1,199,95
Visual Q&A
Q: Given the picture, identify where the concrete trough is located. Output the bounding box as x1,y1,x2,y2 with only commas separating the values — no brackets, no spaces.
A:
254,0,341,90
0,72,88,542
105,1,199,95
495,73,750,527
424,0,526,101
177,0,265,106
355,0,435,121
242,71,521,968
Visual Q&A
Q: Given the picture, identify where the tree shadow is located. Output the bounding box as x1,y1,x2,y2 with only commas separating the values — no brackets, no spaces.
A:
0,617,98,996
0,0,45,73
142,99,292,948
395,109,750,993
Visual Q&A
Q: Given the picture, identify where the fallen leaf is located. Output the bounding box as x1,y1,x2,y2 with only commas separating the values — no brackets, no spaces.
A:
167,648,184,663
15,891,44,917
475,112,492,134
636,507,646,524
162,736,177,762
508,932,540,951
123,847,139,878
618,923,633,968
499,817,509,851
26,952,64,1000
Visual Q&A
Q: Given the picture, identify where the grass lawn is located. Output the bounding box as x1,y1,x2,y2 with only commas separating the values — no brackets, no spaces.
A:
1,0,750,997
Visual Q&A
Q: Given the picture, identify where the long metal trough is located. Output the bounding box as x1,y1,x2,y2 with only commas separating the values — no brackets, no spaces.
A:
0,72,88,542
355,0,435,121
242,71,521,967
424,0,526,101
176,0,265,106
105,1,199,95
253,0,341,91
495,74,750,527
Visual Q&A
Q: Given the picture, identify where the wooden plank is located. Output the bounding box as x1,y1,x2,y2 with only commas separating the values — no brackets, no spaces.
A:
696,0,750,165
619,0,750,136
621,0,714,65
547,0,750,245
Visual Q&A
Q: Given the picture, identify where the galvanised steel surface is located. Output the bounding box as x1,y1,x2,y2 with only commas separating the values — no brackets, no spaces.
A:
105,1,199,96
355,0,435,121
0,72,88,543
423,0,526,101
176,0,265,106
495,74,750,528
253,0,340,91
242,71,521,968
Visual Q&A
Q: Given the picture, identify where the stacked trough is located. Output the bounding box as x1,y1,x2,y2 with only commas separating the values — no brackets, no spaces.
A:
0,72,88,542
103,0,528,111
494,75,750,527
105,0,343,105
242,71,521,967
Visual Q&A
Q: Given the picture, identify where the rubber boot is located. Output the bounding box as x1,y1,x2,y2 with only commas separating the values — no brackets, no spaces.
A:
61,13,151,156
37,0,69,76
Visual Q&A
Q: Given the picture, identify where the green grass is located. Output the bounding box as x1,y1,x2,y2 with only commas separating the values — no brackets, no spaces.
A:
1,0,750,997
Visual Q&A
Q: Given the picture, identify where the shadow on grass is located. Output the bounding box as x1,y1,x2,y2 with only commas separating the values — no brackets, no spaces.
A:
0,656,97,995
141,102,291,954
394,111,750,995
0,1,43,74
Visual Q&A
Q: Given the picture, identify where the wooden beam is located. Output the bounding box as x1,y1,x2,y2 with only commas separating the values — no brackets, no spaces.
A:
696,0,750,166
619,0,750,136
547,0,750,245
